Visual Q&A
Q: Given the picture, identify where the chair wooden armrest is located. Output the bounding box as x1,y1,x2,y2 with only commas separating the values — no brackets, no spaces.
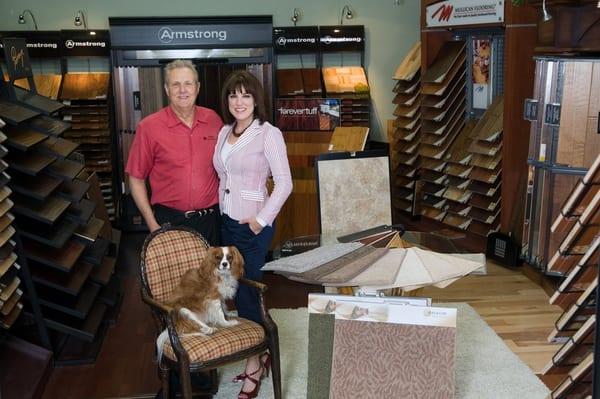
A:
240,277,267,292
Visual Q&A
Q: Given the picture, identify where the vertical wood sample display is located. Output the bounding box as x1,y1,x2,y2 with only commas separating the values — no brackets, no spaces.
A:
0,117,22,330
60,73,115,220
1,76,121,362
391,42,421,216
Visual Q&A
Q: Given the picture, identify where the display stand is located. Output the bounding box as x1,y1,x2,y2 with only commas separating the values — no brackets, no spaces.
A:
0,37,121,365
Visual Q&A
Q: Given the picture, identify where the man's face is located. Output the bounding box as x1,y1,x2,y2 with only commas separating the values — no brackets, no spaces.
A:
165,67,199,111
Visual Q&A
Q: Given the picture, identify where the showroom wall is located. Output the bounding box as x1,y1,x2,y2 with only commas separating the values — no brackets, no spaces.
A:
0,0,420,142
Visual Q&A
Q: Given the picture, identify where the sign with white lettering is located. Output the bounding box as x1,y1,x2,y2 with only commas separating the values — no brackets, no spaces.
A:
109,16,272,49
319,26,364,52
426,0,504,27
273,26,319,53
60,30,110,56
0,31,60,58
275,98,340,131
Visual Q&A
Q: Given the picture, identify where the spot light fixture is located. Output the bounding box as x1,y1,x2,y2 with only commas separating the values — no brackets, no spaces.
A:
18,9,39,30
291,8,301,26
542,0,552,22
340,5,354,25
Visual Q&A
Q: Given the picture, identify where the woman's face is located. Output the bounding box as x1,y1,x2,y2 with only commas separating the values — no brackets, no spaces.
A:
228,86,255,125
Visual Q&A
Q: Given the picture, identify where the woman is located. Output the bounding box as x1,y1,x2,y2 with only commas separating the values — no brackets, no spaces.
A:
213,70,292,399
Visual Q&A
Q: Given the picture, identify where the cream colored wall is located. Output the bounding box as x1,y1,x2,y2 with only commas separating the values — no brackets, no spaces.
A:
0,0,420,141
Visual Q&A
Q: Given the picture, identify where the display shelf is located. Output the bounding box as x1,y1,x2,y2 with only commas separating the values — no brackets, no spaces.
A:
0,99,39,125
27,115,71,136
6,151,56,175
36,281,101,319
22,239,86,272
45,158,84,181
16,215,78,249
29,259,93,296
89,256,116,286
3,125,48,150
11,193,70,224
42,301,107,342
9,171,61,200
36,136,79,158
12,86,64,115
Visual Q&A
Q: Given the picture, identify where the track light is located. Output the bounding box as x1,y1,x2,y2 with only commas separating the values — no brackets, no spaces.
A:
340,5,354,25
291,8,301,26
542,0,552,22
18,9,39,30
74,10,88,29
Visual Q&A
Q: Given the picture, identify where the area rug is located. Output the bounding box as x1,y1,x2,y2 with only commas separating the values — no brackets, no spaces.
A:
213,303,549,398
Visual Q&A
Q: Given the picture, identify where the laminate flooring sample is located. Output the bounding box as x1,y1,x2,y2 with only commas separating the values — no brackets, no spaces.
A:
11,193,70,224
60,73,110,100
3,125,48,150
28,115,70,136
393,41,421,81
422,56,466,96
423,40,466,83
29,259,93,295
0,100,39,124
45,158,84,181
10,171,61,200
13,86,63,115
329,127,369,152
14,74,62,99
23,239,86,272
37,137,79,158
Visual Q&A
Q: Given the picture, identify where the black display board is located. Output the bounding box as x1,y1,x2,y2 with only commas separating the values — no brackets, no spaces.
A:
273,26,319,54
319,25,365,52
1,38,33,81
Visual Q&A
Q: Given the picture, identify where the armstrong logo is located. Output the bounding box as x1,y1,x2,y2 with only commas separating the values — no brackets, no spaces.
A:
158,26,227,44
276,36,316,47
432,4,454,21
65,39,106,49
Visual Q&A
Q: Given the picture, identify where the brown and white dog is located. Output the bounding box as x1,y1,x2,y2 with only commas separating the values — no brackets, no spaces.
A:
156,246,245,361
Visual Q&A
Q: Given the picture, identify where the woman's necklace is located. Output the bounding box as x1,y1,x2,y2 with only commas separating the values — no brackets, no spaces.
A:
232,120,253,138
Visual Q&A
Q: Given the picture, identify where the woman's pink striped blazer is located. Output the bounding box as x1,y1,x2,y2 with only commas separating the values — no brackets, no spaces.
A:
212,119,293,226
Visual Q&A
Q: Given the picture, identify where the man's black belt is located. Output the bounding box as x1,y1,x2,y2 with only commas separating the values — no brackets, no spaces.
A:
154,203,218,219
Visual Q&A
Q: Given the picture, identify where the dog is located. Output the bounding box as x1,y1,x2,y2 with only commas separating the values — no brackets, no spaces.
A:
156,246,245,361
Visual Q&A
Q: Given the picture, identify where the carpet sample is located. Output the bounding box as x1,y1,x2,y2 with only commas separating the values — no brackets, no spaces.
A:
307,313,335,399
330,320,455,399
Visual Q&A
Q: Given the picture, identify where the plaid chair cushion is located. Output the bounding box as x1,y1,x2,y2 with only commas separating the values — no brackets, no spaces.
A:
144,229,209,302
162,318,265,362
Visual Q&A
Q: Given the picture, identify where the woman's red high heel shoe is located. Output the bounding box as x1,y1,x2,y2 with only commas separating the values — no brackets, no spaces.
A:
238,366,263,399
232,353,271,383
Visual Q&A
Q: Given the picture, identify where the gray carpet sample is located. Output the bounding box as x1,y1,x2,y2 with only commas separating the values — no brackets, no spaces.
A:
307,313,335,399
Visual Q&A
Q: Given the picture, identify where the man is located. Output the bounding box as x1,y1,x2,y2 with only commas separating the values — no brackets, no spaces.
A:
126,60,222,244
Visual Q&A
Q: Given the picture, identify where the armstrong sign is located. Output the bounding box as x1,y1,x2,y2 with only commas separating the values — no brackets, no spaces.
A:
426,0,504,27
157,27,227,43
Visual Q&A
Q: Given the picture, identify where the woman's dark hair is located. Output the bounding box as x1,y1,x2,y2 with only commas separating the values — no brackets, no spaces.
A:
220,70,268,125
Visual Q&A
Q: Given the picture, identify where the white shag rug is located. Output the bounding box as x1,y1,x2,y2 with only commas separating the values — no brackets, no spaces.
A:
214,304,549,399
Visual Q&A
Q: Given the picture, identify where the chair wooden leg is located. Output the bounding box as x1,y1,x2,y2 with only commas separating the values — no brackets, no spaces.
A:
179,363,193,399
209,369,219,395
159,366,170,399
269,327,282,399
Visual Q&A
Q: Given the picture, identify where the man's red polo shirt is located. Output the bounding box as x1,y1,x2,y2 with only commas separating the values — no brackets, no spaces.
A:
126,105,223,211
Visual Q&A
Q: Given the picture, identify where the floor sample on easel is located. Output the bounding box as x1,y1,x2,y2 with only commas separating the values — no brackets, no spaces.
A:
206,304,549,399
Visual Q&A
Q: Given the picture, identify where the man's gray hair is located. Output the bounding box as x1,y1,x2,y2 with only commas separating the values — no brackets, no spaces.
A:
163,59,199,86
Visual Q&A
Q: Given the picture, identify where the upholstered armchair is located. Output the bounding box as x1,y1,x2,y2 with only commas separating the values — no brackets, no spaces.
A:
140,225,281,399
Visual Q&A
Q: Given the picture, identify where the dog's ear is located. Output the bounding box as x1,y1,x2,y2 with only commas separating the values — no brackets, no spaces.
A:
200,247,219,271
229,246,245,279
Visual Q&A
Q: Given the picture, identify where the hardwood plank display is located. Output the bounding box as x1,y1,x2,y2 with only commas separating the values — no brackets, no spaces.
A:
16,216,79,249
548,351,593,398
329,127,369,152
5,151,56,175
276,69,304,96
3,125,48,150
548,279,597,342
36,136,79,158
0,99,39,125
422,40,466,84
59,73,110,101
14,74,63,99
9,171,61,200
11,193,70,224
29,260,93,296
56,179,91,203
1,288,22,316
0,303,23,329
0,252,16,277
27,115,71,136
36,281,101,320
12,86,64,115
322,67,369,94
393,42,421,81
22,239,86,272
45,158,84,181
66,198,97,225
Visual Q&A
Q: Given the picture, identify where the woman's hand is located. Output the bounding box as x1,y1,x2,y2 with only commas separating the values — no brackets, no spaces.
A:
239,218,263,235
